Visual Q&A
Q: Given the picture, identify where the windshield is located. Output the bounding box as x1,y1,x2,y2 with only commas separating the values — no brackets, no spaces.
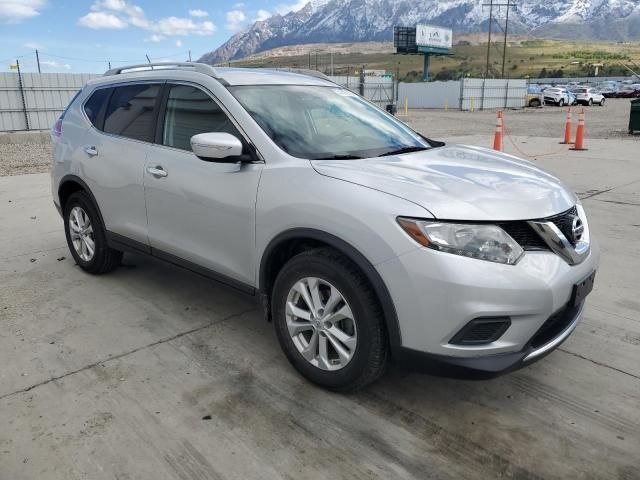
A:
229,85,432,159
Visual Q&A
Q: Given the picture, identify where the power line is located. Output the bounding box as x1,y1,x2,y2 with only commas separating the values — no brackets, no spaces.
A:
0,52,35,64
482,0,516,78
38,52,138,63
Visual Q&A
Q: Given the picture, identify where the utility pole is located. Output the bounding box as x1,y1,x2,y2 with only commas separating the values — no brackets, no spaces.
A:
108,61,111,70
145,54,151,64
188,50,192,62
483,0,516,78
35,49,41,73
501,1,512,77
308,52,311,69
484,0,494,78
16,59,30,130
330,51,334,76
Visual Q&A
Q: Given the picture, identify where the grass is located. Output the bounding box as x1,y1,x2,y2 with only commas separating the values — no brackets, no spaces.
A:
227,39,640,81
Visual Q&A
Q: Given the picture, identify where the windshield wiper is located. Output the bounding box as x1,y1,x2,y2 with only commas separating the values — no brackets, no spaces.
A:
378,146,429,157
316,154,363,160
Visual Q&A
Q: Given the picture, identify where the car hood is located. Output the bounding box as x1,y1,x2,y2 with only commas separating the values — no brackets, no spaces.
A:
311,144,576,221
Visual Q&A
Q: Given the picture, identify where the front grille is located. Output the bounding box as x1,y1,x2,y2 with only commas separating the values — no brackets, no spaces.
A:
497,206,578,251
529,302,580,349
450,318,511,345
498,221,548,250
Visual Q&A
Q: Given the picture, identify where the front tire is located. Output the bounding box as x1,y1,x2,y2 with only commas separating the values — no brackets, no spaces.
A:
588,98,593,106
599,98,605,106
558,99,565,107
63,191,122,274
271,248,388,391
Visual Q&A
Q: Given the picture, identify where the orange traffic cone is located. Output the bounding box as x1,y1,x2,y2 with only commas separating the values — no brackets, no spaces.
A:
570,109,588,151
560,108,573,144
493,111,504,152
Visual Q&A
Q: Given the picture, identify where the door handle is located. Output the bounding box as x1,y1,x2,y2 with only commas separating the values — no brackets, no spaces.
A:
147,166,168,178
84,145,98,157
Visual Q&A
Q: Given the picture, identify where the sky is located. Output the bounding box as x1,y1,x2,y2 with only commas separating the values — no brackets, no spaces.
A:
0,0,310,73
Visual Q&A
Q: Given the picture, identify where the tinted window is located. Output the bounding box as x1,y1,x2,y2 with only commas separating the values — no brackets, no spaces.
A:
84,88,110,128
162,85,241,151
104,84,160,142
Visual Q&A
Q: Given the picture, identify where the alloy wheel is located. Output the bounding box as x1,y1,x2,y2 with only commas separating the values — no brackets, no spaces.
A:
285,277,358,371
69,206,95,262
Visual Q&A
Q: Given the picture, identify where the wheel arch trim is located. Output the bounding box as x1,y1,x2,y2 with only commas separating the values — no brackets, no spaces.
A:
259,228,402,348
58,175,106,228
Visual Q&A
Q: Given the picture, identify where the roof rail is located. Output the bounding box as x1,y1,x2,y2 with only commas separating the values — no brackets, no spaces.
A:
274,68,332,81
104,62,218,77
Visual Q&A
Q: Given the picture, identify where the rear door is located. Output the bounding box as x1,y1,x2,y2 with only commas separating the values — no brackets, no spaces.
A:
80,82,162,246
143,83,263,288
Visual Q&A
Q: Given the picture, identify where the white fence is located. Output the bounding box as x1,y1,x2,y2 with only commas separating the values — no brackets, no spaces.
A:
0,72,99,132
398,81,460,109
329,75,395,108
460,78,527,110
0,72,395,132
0,71,531,132
398,78,527,110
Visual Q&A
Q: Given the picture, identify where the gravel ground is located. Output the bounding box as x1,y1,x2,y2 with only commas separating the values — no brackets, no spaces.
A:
405,97,639,140
0,142,52,177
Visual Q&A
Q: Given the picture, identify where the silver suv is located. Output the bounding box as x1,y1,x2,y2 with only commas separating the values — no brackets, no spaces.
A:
51,63,599,391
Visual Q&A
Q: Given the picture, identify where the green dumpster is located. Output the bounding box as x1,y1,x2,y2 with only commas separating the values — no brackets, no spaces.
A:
630,98,640,134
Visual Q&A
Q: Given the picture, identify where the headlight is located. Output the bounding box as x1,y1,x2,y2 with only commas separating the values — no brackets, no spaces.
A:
397,218,524,265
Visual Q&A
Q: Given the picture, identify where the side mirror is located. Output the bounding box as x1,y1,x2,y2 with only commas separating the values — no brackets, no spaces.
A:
190,132,243,162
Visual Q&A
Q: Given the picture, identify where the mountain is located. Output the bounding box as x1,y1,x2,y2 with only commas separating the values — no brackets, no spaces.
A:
198,0,640,64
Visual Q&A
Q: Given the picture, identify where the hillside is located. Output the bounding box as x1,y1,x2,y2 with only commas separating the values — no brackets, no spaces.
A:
198,0,640,65
224,38,640,81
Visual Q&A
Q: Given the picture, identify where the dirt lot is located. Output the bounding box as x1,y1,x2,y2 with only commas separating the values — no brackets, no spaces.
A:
1,105,639,479
0,141,51,176
405,98,637,140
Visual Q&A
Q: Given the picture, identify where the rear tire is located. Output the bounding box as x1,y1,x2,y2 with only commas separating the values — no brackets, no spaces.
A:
63,191,122,274
599,98,605,106
271,248,388,392
558,99,565,107
588,98,593,106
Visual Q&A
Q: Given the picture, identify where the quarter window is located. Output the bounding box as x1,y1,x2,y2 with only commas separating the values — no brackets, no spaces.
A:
83,88,110,128
162,85,242,151
103,84,161,142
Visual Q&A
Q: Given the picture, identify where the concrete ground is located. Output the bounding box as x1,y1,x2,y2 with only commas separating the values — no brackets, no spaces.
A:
1,130,640,478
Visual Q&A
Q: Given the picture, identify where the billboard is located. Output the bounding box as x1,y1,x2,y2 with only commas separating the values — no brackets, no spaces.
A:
416,24,452,50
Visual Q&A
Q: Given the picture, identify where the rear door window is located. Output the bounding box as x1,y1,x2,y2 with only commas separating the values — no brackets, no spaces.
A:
84,88,110,128
103,84,161,142
161,84,242,151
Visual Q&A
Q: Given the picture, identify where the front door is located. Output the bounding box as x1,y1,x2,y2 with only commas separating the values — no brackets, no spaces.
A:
144,83,263,288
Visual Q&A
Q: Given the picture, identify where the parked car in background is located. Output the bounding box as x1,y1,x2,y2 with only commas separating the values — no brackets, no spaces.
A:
599,85,618,98
615,86,640,98
543,87,573,106
526,85,543,107
573,88,605,106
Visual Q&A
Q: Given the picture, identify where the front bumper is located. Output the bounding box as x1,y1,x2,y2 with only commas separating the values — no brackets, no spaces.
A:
392,301,584,379
376,242,599,376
